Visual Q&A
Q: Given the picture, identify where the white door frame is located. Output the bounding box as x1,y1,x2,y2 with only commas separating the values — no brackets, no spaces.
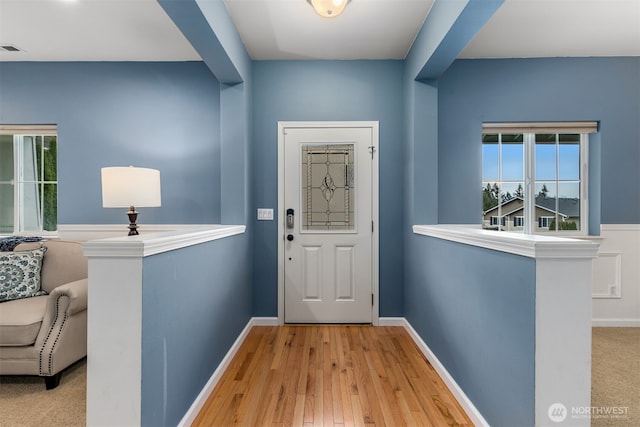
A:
277,121,379,325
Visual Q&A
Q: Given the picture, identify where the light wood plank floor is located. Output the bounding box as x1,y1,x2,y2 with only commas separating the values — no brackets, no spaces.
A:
192,325,473,427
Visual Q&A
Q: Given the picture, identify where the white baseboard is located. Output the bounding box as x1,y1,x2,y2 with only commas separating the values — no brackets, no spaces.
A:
178,317,279,426
398,319,490,427
179,316,487,427
592,318,640,327
251,316,279,326
177,318,256,427
378,316,406,326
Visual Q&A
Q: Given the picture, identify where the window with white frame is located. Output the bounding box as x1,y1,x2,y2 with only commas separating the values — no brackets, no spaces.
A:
538,216,555,229
490,216,506,226
482,122,595,235
513,216,525,228
0,126,58,234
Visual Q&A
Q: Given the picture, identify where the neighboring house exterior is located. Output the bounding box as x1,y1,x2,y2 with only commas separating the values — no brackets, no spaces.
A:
482,196,581,231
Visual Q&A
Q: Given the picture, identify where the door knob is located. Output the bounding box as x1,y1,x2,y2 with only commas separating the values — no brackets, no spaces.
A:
287,234,294,241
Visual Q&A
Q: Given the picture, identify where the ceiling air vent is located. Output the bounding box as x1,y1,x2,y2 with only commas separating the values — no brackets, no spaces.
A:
0,45,23,52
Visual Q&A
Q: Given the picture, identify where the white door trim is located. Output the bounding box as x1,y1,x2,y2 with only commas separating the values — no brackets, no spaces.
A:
277,121,379,325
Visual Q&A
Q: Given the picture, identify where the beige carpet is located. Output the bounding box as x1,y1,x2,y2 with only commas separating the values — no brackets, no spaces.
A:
592,327,640,427
0,329,637,426
0,358,86,427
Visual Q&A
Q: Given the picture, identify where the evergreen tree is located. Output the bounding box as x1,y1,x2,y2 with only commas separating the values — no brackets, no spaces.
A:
514,183,524,198
482,183,499,211
537,184,549,199
38,136,57,231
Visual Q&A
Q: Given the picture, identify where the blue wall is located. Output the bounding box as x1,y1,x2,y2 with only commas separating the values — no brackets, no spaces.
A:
141,234,252,426
0,62,222,225
251,60,405,317
437,57,640,226
405,235,536,426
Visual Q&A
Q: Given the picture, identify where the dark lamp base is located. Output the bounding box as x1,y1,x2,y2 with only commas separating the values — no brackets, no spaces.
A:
127,206,139,236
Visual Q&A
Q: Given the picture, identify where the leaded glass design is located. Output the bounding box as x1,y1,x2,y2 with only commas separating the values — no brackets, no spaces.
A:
301,144,355,231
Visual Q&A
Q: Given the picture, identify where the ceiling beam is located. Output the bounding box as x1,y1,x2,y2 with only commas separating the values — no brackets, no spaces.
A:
408,0,504,81
157,0,249,84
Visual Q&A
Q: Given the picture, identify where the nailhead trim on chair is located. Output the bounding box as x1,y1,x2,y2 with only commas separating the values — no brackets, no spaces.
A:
39,295,69,376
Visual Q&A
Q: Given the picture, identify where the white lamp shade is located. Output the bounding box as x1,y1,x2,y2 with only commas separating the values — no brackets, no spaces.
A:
101,166,161,208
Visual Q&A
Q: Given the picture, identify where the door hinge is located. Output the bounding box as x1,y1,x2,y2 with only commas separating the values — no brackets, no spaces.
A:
372,220,374,233
372,293,374,307
368,146,375,159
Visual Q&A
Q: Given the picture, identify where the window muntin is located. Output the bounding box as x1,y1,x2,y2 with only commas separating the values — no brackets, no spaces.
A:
0,129,57,234
482,128,587,235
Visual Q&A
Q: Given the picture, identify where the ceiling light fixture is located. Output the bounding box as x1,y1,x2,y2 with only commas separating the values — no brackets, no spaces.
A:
0,45,23,52
306,0,351,18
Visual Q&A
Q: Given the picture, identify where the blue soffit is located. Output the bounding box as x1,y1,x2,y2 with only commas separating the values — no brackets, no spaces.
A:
415,0,504,81
157,0,245,84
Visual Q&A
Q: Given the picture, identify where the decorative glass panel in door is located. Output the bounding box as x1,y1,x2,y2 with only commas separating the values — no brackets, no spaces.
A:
301,143,355,232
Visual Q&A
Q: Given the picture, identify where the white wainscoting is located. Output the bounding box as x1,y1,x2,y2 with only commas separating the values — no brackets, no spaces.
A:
592,252,622,298
592,225,640,326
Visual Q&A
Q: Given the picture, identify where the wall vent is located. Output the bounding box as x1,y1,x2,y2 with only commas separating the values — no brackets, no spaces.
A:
0,44,23,52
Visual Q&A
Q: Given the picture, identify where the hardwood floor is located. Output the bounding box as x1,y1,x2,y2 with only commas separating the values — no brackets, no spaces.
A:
192,325,473,427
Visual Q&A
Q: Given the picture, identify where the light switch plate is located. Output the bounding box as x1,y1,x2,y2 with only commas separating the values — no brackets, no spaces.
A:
257,208,274,220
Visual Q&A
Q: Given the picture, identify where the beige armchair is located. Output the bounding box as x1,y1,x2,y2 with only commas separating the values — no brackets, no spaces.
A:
0,240,88,389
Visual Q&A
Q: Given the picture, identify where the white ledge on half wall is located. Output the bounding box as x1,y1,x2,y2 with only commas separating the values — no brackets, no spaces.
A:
413,224,599,259
82,224,246,258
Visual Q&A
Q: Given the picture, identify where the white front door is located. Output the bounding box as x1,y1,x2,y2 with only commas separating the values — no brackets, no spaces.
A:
281,124,376,323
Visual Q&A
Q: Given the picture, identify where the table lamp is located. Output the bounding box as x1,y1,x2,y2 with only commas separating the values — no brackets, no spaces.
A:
101,166,161,236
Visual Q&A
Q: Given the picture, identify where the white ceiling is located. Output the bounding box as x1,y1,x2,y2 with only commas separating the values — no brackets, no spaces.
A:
222,0,434,60
0,0,638,62
459,0,640,59
0,0,200,61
